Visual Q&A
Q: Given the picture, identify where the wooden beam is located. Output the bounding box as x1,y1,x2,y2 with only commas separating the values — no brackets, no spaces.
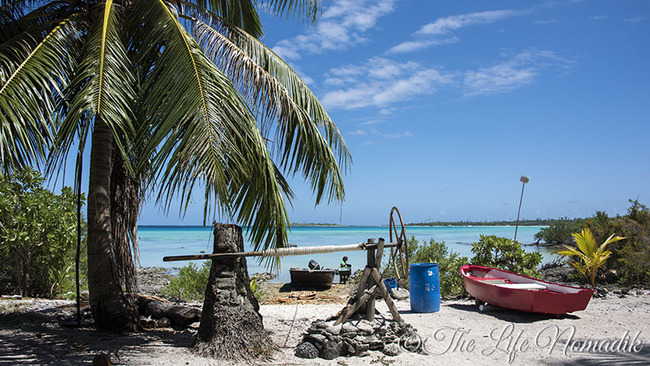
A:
371,268,402,323
334,285,379,325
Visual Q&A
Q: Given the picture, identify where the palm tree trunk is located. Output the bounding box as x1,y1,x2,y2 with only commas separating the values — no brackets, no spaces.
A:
194,224,272,360
87,117,140,331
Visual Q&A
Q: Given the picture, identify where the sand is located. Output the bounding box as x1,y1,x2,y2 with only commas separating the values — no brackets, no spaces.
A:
1,289,649,366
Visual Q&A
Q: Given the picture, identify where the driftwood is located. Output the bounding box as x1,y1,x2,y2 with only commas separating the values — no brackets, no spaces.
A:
137,294,201,327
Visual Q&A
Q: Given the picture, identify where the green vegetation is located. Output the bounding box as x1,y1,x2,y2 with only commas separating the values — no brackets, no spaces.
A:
249,277,264,301
408,236,468,299
2,0,348,331
0,169,86,298
470,235,543,277
162,261,264,301
534,218,581,244
553,199,650,286
558,228,625,287
408,218,556,227
162,262,211,301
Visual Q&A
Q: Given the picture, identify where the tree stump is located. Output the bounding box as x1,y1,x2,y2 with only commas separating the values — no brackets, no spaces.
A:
193,223,273,360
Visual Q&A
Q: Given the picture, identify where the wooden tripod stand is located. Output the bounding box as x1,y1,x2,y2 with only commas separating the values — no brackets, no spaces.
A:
334,238,403,325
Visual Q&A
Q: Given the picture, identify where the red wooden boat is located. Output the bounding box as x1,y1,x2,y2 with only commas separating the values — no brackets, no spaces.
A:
460,264,596,315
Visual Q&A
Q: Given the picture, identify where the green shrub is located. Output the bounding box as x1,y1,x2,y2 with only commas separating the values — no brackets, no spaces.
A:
534,218,580,244
558,228,625,287
0,169,85,297
579,200,650,286
389,236,468,299
249,277,264,301
163,261,264,301
413,237,468,299
163,261,211,301
470,235,542,277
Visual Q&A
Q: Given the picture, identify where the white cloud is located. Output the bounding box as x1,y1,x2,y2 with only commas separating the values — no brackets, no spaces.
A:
360,119,382,125
464,64,536,96
390,8,529,54
347,129,366,136
416,9,524,36
388,37,459,54
624,16,646,25
320,50,571,109
384,131,413,139
534,19,558,25
463,50,570,96
320,57,453,110
271,0,396,61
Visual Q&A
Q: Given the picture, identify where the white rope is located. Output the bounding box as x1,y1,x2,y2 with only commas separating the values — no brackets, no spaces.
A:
258,243,364,257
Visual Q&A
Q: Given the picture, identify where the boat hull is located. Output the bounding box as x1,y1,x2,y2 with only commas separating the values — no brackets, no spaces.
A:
290,268,335,289
460,264,595,315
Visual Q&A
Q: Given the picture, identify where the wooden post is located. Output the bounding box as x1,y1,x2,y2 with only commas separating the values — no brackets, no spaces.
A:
375,238,385,271
366,239,376,321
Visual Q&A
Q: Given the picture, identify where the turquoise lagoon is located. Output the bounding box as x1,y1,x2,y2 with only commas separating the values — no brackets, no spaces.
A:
138,225,557,283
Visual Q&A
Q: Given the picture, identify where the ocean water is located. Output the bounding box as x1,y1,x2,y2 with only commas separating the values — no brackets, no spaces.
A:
137,225,557,283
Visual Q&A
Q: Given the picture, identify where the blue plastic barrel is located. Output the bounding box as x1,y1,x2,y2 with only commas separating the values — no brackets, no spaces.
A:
409,263,440,313
383,278,397,290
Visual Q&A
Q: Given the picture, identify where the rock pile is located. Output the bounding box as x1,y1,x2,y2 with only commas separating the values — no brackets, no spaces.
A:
295,316,419,360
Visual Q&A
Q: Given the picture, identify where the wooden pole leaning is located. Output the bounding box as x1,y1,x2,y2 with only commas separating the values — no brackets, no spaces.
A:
162,242,402,262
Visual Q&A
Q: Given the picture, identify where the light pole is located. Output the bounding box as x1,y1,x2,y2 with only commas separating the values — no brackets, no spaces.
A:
513,175,530,243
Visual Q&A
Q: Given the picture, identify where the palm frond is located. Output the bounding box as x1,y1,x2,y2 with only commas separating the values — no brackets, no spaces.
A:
0,17,80,173
127,0,237,209
184,10,349,206
258,0,321,24
178,0,263,38
54,0,136,173
127,0,294,257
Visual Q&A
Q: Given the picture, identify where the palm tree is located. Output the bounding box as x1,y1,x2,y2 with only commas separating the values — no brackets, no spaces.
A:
0,0,350,331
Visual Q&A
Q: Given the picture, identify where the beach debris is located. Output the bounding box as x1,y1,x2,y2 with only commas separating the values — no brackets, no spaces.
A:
382,343,401,356
295,341,319,359
389,287,409,300
252,272,276,281
290,291,316,300
295,316,418,360
92,353,112,366
136,267,171,296
137,294,201,327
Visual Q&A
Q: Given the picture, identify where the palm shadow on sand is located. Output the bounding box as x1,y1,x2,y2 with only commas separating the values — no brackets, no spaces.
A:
0,304,197,366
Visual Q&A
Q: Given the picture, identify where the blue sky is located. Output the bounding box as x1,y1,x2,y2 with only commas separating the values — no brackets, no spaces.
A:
143,0,649,225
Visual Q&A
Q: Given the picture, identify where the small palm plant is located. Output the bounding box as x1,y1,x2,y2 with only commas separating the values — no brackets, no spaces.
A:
558,228,625,287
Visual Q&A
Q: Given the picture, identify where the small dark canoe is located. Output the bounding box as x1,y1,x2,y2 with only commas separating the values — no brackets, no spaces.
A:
290,268,335,289
460,264,596,315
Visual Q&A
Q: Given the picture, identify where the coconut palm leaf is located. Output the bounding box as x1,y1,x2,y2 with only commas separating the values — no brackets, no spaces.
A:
0,17,79,173
54,0,135,169
185,11,349,205
179,0,263,38
128,0,294,259
258,0,321,24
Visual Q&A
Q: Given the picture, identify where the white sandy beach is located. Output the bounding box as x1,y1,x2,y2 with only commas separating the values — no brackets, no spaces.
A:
1,291,649,366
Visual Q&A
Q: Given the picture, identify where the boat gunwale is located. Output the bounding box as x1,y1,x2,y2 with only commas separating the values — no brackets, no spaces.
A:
460,264,595,294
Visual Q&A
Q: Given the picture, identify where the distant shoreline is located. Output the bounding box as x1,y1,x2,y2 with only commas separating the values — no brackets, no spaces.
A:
138,221,551,228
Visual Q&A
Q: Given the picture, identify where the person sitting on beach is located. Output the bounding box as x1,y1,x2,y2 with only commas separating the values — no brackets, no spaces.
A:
339,256,351,284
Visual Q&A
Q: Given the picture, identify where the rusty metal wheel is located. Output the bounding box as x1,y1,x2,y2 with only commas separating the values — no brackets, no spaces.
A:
389,206,409,281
